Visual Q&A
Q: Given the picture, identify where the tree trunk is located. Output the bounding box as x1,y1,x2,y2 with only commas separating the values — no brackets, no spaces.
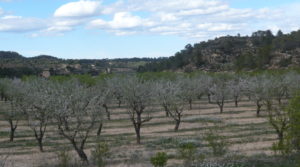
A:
256,100,262,117
38,138,44,152
208,94,211,103
9,127,16,142
103,104,110,120
219,105,223,113
33,129,44,152
163,105,169,117
63,117,70,131
118,99,121,108
97,123,103,136
135,126,141,144
174,120,181,131
278,98,282,105
8,119,17,142
71,140,88,162
218,100,224,114
278,132,284,143
189,99,192,110
75,148,88,162
234,96,238,107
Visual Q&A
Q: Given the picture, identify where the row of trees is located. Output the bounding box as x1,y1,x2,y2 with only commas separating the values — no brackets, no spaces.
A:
0,71,300,161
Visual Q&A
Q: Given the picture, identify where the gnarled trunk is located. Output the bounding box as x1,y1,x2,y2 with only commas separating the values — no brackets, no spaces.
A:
217,99,224,114
37,138,44,152
117,98,122,108
8,119,17,142
97,123,103,136
71,140,88,162
256,100,262,117
103,104,110,120
208,94,211,103
134,125,141,144
33,129,45,152
189,99,192,110
234,96,238,107
163,105,169,117
174,119,181,131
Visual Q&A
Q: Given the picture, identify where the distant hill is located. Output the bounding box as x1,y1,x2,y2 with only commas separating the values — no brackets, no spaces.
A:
0,52,158,78
138,29,300,72
2,29,300,77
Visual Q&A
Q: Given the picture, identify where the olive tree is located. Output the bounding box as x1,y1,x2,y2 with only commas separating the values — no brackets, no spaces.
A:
195,74,213,103
246,75,271,117
284,72,300,98
105,76,123,107
209,79,231,113
96,80,112,120
178,77,199,110
0,79,24,142
121,76,153,144
265,100,290,154
286,93,300,152
265,75,290,105
228,76,246,107
168,100,186,131
23,78,55,152
155,80,186,131
95,81,112,136
53,80,105,161
155,80,180,117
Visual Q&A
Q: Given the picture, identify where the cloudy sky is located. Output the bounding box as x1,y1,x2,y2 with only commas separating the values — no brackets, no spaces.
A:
0,0,300,59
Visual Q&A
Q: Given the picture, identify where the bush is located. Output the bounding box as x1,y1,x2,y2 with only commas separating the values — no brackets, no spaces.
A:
196,161,245,167
92,142,110,167
150,152,168,167
204,128,228,157
178,142,197,166
271,140,292,155
287,94,300,151
56,149,71,167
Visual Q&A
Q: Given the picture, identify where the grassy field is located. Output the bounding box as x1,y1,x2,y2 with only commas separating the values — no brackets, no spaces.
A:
0,98,290,167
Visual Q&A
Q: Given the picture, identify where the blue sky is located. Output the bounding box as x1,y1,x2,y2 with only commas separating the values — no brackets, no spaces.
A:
0,0,300,59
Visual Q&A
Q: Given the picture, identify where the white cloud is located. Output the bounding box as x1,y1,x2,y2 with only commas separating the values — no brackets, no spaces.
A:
0,8,4,16
54,0,102,18
0,16,47,32
91,0,300,39
1,15,22,19
1,0,300,40
89,12,154,29
33,18,88,36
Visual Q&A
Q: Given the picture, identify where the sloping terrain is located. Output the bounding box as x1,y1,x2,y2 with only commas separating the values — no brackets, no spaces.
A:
0,98,278,167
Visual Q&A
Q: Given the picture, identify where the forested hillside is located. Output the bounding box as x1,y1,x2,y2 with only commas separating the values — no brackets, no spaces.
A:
138,30,300,72
0,52,157,77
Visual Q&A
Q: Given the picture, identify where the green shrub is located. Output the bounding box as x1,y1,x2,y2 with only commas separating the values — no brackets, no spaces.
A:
196,161,245,167
92,142,110,167
150,152,168,167
204,129,228,157
178,142,197,166
271,140,292,155
287,94,300,152
56,149,71,167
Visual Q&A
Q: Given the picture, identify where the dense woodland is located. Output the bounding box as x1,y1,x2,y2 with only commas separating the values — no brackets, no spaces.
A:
138,29,300,72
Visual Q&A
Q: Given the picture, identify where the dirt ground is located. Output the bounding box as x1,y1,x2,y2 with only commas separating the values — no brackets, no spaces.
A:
0,98,277,167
